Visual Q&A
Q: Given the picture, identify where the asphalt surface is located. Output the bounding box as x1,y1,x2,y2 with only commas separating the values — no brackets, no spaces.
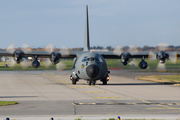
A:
0,70,180,120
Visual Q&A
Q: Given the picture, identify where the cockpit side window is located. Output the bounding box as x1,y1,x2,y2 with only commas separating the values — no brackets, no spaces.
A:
82,56,87,62
98,56,103,62
73,57,77,68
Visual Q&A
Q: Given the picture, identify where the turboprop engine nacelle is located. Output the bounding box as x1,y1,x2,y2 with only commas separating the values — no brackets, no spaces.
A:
50,52,61,65
156,51,169,63
13,51,24,64
121,52,131,65
139,60,148,69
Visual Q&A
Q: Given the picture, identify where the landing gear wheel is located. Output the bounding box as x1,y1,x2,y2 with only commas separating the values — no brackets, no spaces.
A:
93,80,96,85
89,80,92,85
72,78,76,85
103,79,107,85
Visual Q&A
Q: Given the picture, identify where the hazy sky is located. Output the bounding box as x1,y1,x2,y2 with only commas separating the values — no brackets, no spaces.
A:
0,0,180,49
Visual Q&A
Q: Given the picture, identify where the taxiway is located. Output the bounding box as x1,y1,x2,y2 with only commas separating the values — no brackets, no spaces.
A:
0,70,180,119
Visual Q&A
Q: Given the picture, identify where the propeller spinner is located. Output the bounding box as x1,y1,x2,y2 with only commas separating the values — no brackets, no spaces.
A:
113,45,139,69
42,44,70,71
148,43,177,72
5,43,32,70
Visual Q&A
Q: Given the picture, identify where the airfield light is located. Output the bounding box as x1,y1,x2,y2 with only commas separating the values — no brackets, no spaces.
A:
117,116,121,120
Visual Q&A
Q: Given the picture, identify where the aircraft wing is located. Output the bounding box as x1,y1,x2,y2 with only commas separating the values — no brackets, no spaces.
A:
95,51,149,59
0,50,80,58
1,50,180,59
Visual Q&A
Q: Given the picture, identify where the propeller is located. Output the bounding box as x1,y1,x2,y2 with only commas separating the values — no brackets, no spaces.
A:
5,43,32,70
42,44,70,71
113,45,139,69
148,43,177,72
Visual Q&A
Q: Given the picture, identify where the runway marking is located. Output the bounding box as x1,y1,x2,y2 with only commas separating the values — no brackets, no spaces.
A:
82,91,105,93
93,86,177,109
138,99,150,103
73,103,180,106
158,104,172,109
49,78,61,79
61,83,72,85
72,103,76,106
147,108,167,109
53,80,68,82
94,97,123,99
70,87,90,88
147,108,180,109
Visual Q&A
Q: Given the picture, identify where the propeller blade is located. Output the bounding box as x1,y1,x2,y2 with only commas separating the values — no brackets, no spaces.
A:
19,43,33,70
113,45,122,56
56,61,67,71
128,45,138,55
129,60,139,68
6,43,15,53
55,46,69,71
6,57,16,69
156,63,167,72
42,44,54,69
22,43,32,52
42,58,52,69
169,52,177,64
148,51,157,60
5,44,16,69
60,46,70,57
44,44,53,52
126,45,139,68
21,59,32,70
157,43,168,51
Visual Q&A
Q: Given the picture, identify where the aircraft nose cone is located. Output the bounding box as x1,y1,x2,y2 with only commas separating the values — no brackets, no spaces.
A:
86,65,99,78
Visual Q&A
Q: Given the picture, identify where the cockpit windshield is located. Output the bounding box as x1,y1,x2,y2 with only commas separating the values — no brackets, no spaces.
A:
82,56,97,62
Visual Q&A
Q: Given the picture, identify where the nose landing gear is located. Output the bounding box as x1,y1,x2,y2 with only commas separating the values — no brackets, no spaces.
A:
88,80,96,85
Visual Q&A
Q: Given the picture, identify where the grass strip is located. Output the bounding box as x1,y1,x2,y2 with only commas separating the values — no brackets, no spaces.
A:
0,101,18,106
1,59,180,71
136,74,180,86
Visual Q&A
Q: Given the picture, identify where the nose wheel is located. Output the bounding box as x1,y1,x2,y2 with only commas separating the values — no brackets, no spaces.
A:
93,80,96,85
88,80,96,85
89,80,92,85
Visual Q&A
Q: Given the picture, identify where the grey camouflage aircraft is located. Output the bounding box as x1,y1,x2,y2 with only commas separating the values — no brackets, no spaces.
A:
0,5,179,85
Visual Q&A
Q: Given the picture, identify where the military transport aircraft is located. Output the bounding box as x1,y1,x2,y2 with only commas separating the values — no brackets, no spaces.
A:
0,5,179,85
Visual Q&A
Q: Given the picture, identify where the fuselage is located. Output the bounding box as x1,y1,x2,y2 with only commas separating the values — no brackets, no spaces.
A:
72,52,108,81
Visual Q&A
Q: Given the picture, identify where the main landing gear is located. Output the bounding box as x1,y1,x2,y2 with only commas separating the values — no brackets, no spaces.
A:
102,79,107,85
72,78,76,85
101,75,110,85
70,75,78,85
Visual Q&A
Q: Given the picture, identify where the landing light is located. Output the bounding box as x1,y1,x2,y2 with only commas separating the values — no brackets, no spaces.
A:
70,75,73,80
107,76,110,81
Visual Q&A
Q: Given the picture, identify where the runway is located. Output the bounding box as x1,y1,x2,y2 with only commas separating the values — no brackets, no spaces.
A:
0,70,180,119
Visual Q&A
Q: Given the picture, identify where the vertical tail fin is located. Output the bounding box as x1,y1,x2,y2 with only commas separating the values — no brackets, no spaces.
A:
84,5,90,51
